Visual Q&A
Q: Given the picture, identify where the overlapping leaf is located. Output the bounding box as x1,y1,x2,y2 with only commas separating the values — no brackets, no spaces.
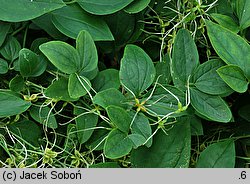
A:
78,0,134,15
131,119,191,168
0,0,65,22
206,21,250,80
52,4,114,41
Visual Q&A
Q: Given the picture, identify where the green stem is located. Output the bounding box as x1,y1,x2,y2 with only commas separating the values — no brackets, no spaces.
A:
11,22,28,36
22,25,29,48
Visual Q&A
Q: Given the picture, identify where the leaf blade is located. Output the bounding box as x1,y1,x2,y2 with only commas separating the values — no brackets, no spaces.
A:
78,0,134,15
52,4,114,41
206,20,250,79
0,91,31,118
217,65,249,93
39,41,80,74
131,119,191,168
190,88,232,123
0,0,65,22
196,140,235,168
171,29,199,89
120,44,155,96
104,129,132,159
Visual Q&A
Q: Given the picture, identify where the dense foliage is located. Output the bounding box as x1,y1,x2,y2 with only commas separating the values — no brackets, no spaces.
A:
0,0,250,168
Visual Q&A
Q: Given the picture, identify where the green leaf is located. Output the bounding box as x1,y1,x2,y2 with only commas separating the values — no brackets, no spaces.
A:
127,12,144,43
0,91,31,118
0,58,8,74
19,48,47,77
211,13,239,33
172,29,199,90
131,119,191,167
68,74,91,98
32,14,67,40
0,36,21,62
30,38,50,54
155,54,171,85
39,41,80,74
85,123,109,151
145,85,186,117
196,140,235,168
52,4,114,41
8,120,42,147
29,105,58,129
9,75,25,92
209,0,233,15
217,65,249,93
103,11,138,49
104,129,132,159
107,105,131,133
239,105,250,122
124,0,150,14
74,109,98,144
131,112,152,147
120,44,155,96
45,77,78,102
78,0,134,15
206,21,250,79
191,59,233,95
80,67,98,80
0,21,11,47
128,134,146,149
189,116,203,136
92,69,120,92
93,88,127,109
190,88,232,123
76,30,98,73
235,0,250,30
0,0,66,22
